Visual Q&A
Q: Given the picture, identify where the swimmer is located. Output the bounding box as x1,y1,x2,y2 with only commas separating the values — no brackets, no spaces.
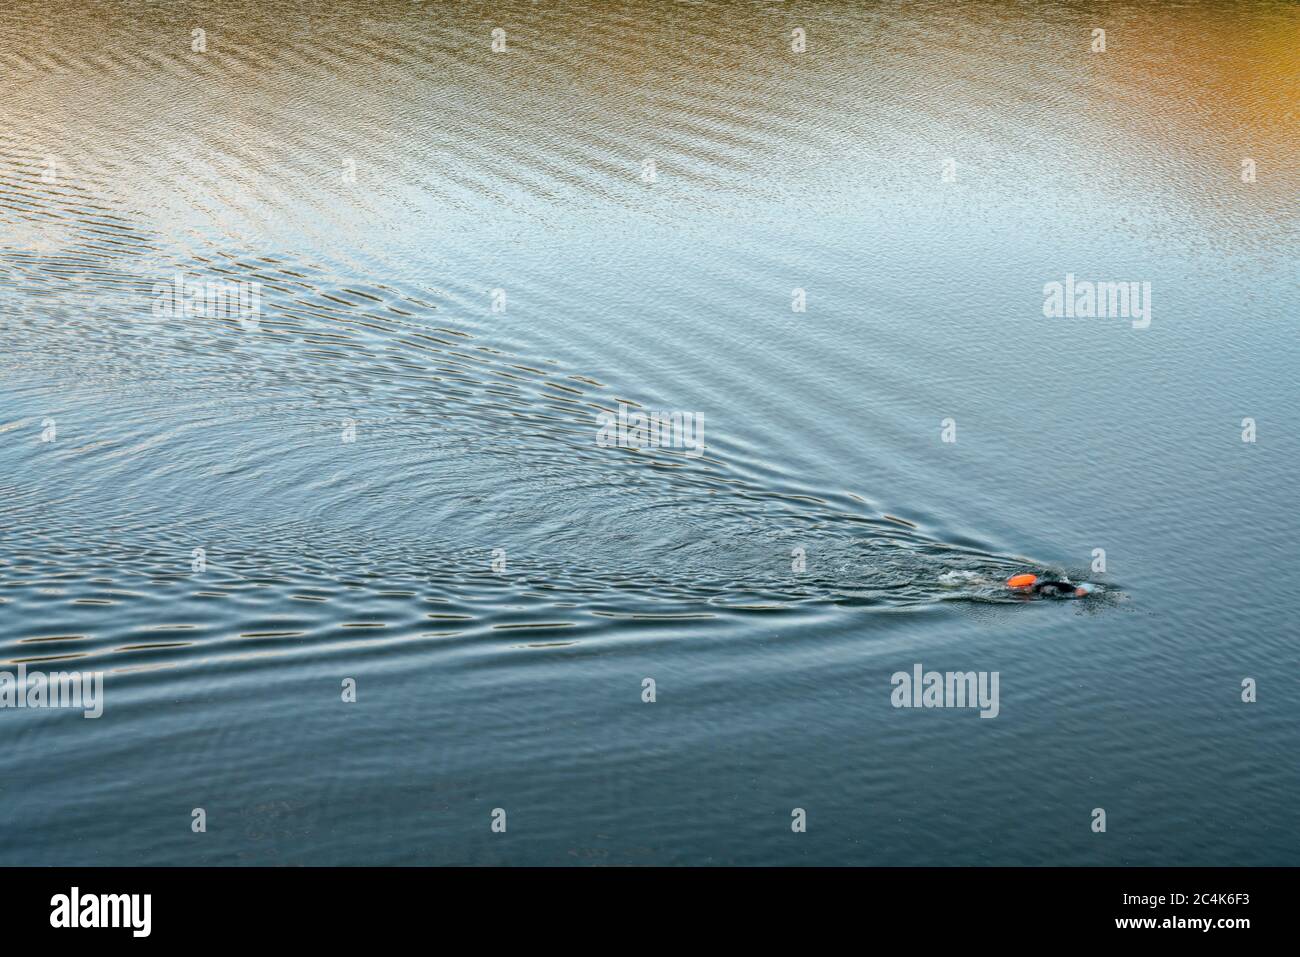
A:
1006,573,1096,598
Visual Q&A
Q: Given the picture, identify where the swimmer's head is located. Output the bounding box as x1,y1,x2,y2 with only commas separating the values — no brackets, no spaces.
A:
1073,583,1098,597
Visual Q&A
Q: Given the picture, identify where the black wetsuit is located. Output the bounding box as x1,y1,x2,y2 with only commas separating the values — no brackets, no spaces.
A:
1032,580,1077,597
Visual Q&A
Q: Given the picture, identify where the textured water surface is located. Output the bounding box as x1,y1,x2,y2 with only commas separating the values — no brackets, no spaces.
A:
1,0,1297,865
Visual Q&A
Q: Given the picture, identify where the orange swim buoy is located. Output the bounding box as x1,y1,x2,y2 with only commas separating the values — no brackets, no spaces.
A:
1007,573,1038,589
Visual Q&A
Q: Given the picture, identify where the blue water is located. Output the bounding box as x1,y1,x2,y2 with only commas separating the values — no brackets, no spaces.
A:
1,0,1296,864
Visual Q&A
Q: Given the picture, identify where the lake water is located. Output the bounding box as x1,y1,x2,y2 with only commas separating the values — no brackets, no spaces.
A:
1,0,1296,865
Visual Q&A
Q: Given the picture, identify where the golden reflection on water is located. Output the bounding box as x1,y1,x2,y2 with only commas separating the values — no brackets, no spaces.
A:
2,0,1294,239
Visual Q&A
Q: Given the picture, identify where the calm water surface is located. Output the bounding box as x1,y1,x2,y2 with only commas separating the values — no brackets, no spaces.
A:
1,0,1297,864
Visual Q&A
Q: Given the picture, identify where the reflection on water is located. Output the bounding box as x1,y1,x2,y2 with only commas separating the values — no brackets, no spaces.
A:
1,0,1297,865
